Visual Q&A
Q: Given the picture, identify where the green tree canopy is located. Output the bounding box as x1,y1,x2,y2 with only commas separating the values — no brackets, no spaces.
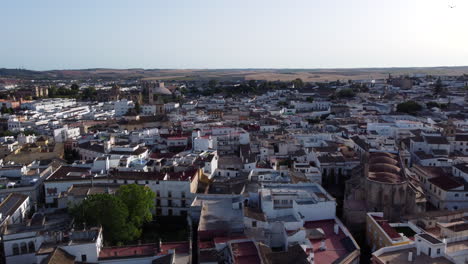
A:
82,87,97,100
116,184,154,229
208,79,218,89
292,78,304,89
336,88,355,98
396,101,422,115
134,101,141,114
71,83,79,91
433,77,444,95
70,184,155,245
426,101,440,109
70,194,131,244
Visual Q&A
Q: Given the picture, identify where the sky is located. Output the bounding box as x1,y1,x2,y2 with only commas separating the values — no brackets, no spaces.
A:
1,0,467,70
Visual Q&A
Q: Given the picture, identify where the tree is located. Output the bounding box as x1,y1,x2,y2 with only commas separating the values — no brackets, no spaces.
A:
433,77,444,95
208,80,218,89
116,185,155,233
0,105,12,114
71,83,79,91
292,78,304,89
70,194,131,244
82,87,97,100
70,184,155,245
396,101,422,115
180,87,188,94
48,86,57,97
336,88,355,98
134,101,141,114
426,101,440,109
64,148,80,163
248,80,257,89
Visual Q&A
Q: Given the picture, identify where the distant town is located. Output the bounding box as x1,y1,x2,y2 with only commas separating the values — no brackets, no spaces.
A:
0,69,467,264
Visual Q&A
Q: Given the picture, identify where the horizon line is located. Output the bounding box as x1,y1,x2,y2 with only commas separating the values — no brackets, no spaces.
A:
2,65,468,72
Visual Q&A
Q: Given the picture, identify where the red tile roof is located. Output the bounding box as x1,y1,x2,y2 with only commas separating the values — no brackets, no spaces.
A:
159,241,190,254
199,240,216,249
371,215,401,240
150,152,176,159
213,235,248,244
166,169,198,181
99,244,158,259
304,220,350,264
231,241,261,264
429,176,463,190
46,166,92,182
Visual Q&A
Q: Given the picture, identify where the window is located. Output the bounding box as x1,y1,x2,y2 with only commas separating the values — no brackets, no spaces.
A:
282,200,289,205
168,191,172,198
156,191,160,197
455,193,459,197
273,200,279,205
181,191,186,198
145,181,149,184
82,254,87,262
437,248,441,254
135,180,138,184
12,244,19,255
124,180,128,184
156,199,161,206
168,200,172,207
252,221,257,227
168,209,173,216
28,241,35,253
20,242,27,254
181,200,186,207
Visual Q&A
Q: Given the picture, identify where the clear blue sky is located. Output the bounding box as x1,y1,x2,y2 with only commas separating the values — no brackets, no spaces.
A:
1,0,467,70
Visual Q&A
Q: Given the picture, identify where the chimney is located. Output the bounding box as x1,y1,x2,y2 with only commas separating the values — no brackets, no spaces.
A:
334,223,339,235
408,252,413,261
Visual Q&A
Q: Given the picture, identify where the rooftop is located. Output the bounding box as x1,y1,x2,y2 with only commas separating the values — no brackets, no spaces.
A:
0,193,28,220
304,219,357,264
99,243,159,260
46,166,92,181
230,241,261,264
367,152,405,184
374,247,452,264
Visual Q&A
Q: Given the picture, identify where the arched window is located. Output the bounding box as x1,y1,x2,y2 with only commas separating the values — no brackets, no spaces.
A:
20,242,27,254
12,243,19,255
28,241,35,253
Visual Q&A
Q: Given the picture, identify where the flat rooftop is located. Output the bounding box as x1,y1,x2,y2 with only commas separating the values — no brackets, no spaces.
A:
99,244,158,259
304,220,357,264
231,241,261,264
374,248,452,264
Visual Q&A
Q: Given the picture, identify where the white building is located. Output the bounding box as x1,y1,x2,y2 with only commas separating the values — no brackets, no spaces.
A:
53,125,81,143
114,99,135,117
